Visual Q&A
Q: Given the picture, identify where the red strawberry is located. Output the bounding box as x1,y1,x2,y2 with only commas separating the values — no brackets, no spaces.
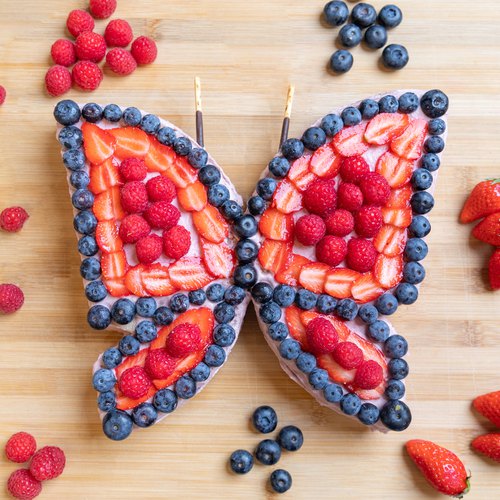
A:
354,206,383,238
332,341,363,369
66,9,94,38
169,257,213,291
82,122,116,165
103,278,129,297
346,237,378,273
140,264,177,297
324,268,360,298
162,156,198,188
489,249,500,290
364,113,410,145
376,151,414,188
104,19,133,47
316,235,347,266
101,251,127,279
295,214,326,246
258,208,294,242
309,143,341,178
258,239,292,273
339,156,370,184
298,263,330,294
144,349,177,380
192,204,229,243
116,381,156,411
306,317,339,354
136,234,163,265
390,119,428,161
163,226,191,260
144,138,177,173
177,181,208,212
120,181,149,214
374,225,407,256
131,36,158,65
275,254,312,287
93,186,125,221
354,360,383,390
272,179,303,214
200,239,235,278
471,434,500,463
337,183,363,212
406,440,470,497
108,127,150,160
72,61,103,91
118,366,152,399
303,179,337,217
359,172,391,206
88,158,121,195
144,202,180,230
118,214,150,243
5,432,37,464
386,185,412,208
317,352,355,385
146,175,176,202
333,122,369,157
381,207,412,228
471,213,500,245
75,31,107,63
124,266,149,297
166,323,202,357
374,254,403,289
287,154,317,191
7,469,41,500
325,209,355,237
95,220,123,253
460,178,500,223
351,272,384,303
473,390,500,426
285,306,308,347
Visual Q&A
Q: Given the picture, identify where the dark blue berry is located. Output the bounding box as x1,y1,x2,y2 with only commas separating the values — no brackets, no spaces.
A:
403,261,426,285
302,127,327,151
207,184,229,207
103,104,122,122
279,338,301,360
382,44,409,70
59,126,83,149
379,95,399,113
316,294,337,314
214,302,235,324
340,393,361,415
169,293,189,313
247,195,266,215
74,210,97,235
323,1,349,27
63,149,86,171
259,301,282,324
234,215,257,238
281,138,305,161
411,191,434,214
236,239,259,263
206,283,225,302
268,322,289,341
339,23,362,47
321,114,344,136
358,403,380,425
93,368,116,392
409,215,431,238
87,305,111,330
378,4,403,28
398,92,419,113
270,469,292,494
98,391,116,412
123,107,141,126
375,293,398,315
359,304,378,324
224,285,246,305
204,345,226,367
82,103,103,123
420,89,449,118
118,335,140,356
173,136,192,156
273,285,295,307
189,289,206,305
102,347,122,369
70,170,90,189
153,389,178,413
253,405,278,433
255,439,281,465
424,136,445,154
352,2,377,27
72,189,94,210
411,168,433,191
233,264,258,288
277,425,303,451
405,238,428,261
230,450,254,474
220,200,243,220
324,383,343,403
385,379,406,400
269,157,290,178
428,118,446,136
380,400,412,431
364,25,387,49
140,114,160,134
257,178,277,201
388,358,409,380
309,368,329,390
395,283,418,305
359,99,379,119
111,298,135,324
368,320,390,342
421,153,440,172
102,410,133,441
135,320,157,343
214,324,236,347
152,306,174,326
157,126,176,146
175,375,197,399
384,335,408,358
54,100,81,126
336,298,358,320
190,362,211,382
136,297,157,317
341,106,362,126
188,148,208,169
85,281,107,302
80,257,101,280
132,402,158,427
295,289,317,310
296,352,317,374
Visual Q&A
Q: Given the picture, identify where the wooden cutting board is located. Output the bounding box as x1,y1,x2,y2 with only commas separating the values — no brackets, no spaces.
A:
0,0,499,498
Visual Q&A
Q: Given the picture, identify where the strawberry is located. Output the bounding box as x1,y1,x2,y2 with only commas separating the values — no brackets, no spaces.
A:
390,119,428,161
351,272,384,303
309,143,341,178
324,268,360,299
298,263,330,294
82,122,116,165
258,239,292,272
152,352,205,390
258,208,294,241
460,178,500,223
471,213,500,245
192,204,229,243
386,185,412,208
339,156,370,184
101,250,128,279
364,113,409,146
95,220,123,253
200,239,236,278
489,249,500,290
284,306,308,348
381,207,412,228
272,179,303,214
406,440,470,498
332,122,369,157
373,254,404,289
275,254,312,287
88,158,121,195
162,156,198,188
108,127,150,160
317,352,355,385
303,179,337,217
295,214,326,246
169,257,213,291
306,317,339,354
103,278,129,297
471,434,500,463
116,385,156,411
287,155,317,192
93,186,125,221
115,347,149,379
140,264,177,297
144,138,177,173
166,323,202,357
375,151,414,188
374,225,407,256
124,265,149,297
316,235,347,266
163,226,191,260
473,390,500,426
177,181,208,211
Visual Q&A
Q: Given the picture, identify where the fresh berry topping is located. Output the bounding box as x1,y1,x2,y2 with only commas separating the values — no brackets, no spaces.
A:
0,85,5,105
5,432,37,463
295,215,326,246
337,182,363,211
144,349,177,379
333,122,369,157
72,61,103,91
119,366,152,399
359,172,391,206
131,36,158,65
324,209,354,237
104,19,133,47
306,317,339,354
120,181,149,213
144,202,180,229
136,234,163,264
364,113,409,146
146,176,176,202
303,180,337,217
346,238,378,272
354,360,383,390
163,225,191,259
50,39,76,67
339,156,370,184
364,25,387,49
66,9,95,38
166,323,202,357
106,48,137,76
0,206,29,232
29,446,66,481
332,341,364,369
0,284,24,314
89,0,117,19
316,235,348,267
119,158,147,181
354,205,383,237
45,66,72,97
390,119,428,160
7,469,41,500
75,31,107,63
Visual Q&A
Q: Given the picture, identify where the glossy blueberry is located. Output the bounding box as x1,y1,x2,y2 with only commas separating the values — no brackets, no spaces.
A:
405,238,428,261
388,358,409,380
277,425,303,452
382,44,409,70
82,103,103,123
63,149,86,171
157,126,176,146
233,264,258,288
207,184,229,207
224,286,246,305
380,400,412,431
169,293,189,313
132,403,158,427
341,107,362,127
118,335,140,356
378,4,403,28
359,99,379,119
234,215,258,238
59,126,83,149
295,289,317,310
411,191,435,215
395,283,419,305
214,324,236,347
324,383,343,403
336,298,358,320
173,136,192,156
140,114,160,134
103,104,122,122
378,95,399,113
80,257,101,280
270,469,292,494
424,136,445,154
281,138,305,161
204,345,226,367
279,338,301,360
428,118,446,136
316,294,337,314
268,322,289,341
359,304,378,324
352,2,377,27
296,352,317,374
153,388,178,413
152,306,174,326
70,170,90,189
409,215,431,238
321,113,344,136
98,391,116,412
421,89,449,118
136,297,157,317
255,439,281,465
236,239,259,263
269,156,290,178
54,99,81,126
384,335,408,358
206,283,225,302
302,127,326,151
253,405,278,434
403,261,426,285
198,166,221,187
259,301,282,324
175,375,197,399
74,210,97,235
247,195,266,215
230,450,254,474
188,148,208,169
189,289,206,305
87,305,111,330
221,200,243,220
257,178,277,201
339,23,362,48
309,368,329,390
364,25,387,49
190,362,211,382
93,368,116,392
358,403,380,425
385,379,406,400
85,281,107,302
411,168,433,191
273,285,295,308
368,320,390,342
102,410,133,441
102,347,122,369
421,153,440,172
110,298,135,324
323,1,349,26
340,393,361,415
398,92,419,113
135,320,157,343
214,302,235,324
375,293,398,315
123,107,141,126
72,189,94,210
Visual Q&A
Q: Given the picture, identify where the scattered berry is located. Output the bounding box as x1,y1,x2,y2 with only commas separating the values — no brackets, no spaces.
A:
354,360,383,389
0,284,24,314
106,48,137,76
306,317,339,354
277,425,303,452
7,469,41,500
118,214,150,243
0,206,29,232
163,225,191,260
382,44,409,70
30,446,66,481
136,234,163,264
316,235,347,266
131,36,158,65
323,1,349,27
295,214,326,246
489,249,500,290
75,32,107,64
89,0,117,19
255,439,281,466
473,390,500,427
332,341,363,369
230,450,254,474
270,469,292,494
72,61,103,91
378,4,403,28
50,39,76,67
119,366,151,399
303,180,337,217
252,405,278,433
330,49,353,74
351,2,377,28
324,209,354,236
166,323,202,357
364,24,387,50
66,10,95,38
45,65,72,97
104,19,133,47
339,23,362,48
346,237,378,272
5,432,37,463
471,434,500,463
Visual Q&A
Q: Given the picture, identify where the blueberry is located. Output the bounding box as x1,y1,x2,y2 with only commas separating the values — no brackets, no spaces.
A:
224,286,246,305
98,391,116,412
364,25,387,49
221,200,243,220
74,210,97,235
257,178,277,201
384,335,408,358
268,322,289,341
398,92,419,113
247,195,266,215
59,126,83,149
236,239,259,263
302,127,327,151
359,99,379,119
296,352,317,374
204,345,226,367
259,301,282,324
123,107,141,126
132,402,158,427
411,192,434,215
234,215,258,238
281,138,305,161
323,383,343,402
189,289,206,305
270,469,292,494
395,283,419,305
140,114,161,134
103,104,122,122
380,400,412,431
82,103,103,123
341,107,362,127
382,44,409,70
153,389,178,413
405,238,428,261
273,285,296,307
157,126,176,146
277,425,303,452
428,118,446,136
175,375,197,399
173,136,192,156
420,89,449,118
230,450,254,474
199,165,221,186
206,283,225,302
385,379,406,400
279,338,301,360
135,320,157,343
255,439,281,465
378,4,403,28
411,168,433,191
118,335,140,356
269,156,291,178
359,304,378,324
213,324,236,347
152,306,174,326
207,184,230,207
188,148,208,169
70,170,90,189
309,368,329,390
54,100,81,126
233,264,258,288
102,410,133,441
336,298,358,320
321,113,344,136
351,2,377,27
323,1,349,26
375,293,398,315
378,95,399,113
102,347,122,369
316,294,337,314
358,403,380,425
214,302,235,324
252,405,278,433
111,298,136,324
295,289,317,310
388,358,409,380
424,136,445,154
80,257,101,280
409,215,431,238
368,320,390,342
85,281,107,302
190,362,211,382
403,261,426,285
72,189,94,210
421,153,440,172
340,393,361,415
63,149,86,171
339,23,362,48
135,297,157,317
87,305,111,330
93,368,116,392
169,293,189,313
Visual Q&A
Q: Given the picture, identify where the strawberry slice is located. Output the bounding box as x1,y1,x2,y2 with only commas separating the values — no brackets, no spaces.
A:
390,119,428,160
82,122,116,165
381,207,412,228
95,220,123,254
299,310,350,341
373,225,407,257
93,186,125,222
169,257,214,291
141,264,177,296
284,306,308,348
317,353,355,385
116,386,156,411
153,352,205,390
200,238,236,279
258,239,292,273
272,179,303,214
258,208,294,241
351,272,385,303
275,253,312,287
309,143,341,178
144,137,177,173
101,250,128,280
332,122,369,157
177,181,208,212
373,254,404,289
324,268,361,299
103,278,129,297
162,156,197,188
364,113,410,146
288,155,317,192
298,262,330,294
88,158,121,195
192,204,229,243
375,151,414,188
108,127,150,160
124,266,149,297
386,185,412,208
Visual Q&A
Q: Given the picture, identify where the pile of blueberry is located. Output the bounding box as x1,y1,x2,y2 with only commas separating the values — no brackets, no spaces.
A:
229,406,303,494
322,2,408,74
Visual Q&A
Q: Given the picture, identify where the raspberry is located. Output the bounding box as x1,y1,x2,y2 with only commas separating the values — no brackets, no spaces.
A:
7,469,41,500
131,36,158,65
106,48,137,76
163,225,191,260
146,175,176,203
66,10,95,38
166,323,202,358
303,180,337,217
89,0,117,19
339,156,370,184
324,209,354,237
119,158,147,181
104,19,134,47
354,360,383,390
72,61,103,91
0,85,6,105
144,202,180,230
346,238,378,273
75,32,107,63
144,349,177,379
332,341,364,369
50,39,76,67
316,235,347,266
0,284,24,314
29,446,66,482
354,205,383,238
295,214,326,246
136,234,163,264
0,206,29,232
359,172,391,206
118,214,150,243
44,66,72,97
337,183,363,211
5,432,37,463
120,181,149,213
306,317,339,354
118,366,151,399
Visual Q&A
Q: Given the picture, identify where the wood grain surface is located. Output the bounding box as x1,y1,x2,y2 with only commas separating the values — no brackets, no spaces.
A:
0,0,499,498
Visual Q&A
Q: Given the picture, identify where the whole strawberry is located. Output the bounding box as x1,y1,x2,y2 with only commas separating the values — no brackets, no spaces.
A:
0,206,29,232
460,178,500,223
471,213,500,246
0,284,25,314
29,446,66,481
489,249,500,290
5,432,37,463
471,433,500,462
7,469,42,500
406,439,470,497
473,390,500,426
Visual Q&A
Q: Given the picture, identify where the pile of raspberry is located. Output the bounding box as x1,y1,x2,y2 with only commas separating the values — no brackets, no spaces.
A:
4,432,66,500
46,0,158,96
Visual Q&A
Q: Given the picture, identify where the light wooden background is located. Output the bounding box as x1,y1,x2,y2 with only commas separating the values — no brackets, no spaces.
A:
0,0,499,498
